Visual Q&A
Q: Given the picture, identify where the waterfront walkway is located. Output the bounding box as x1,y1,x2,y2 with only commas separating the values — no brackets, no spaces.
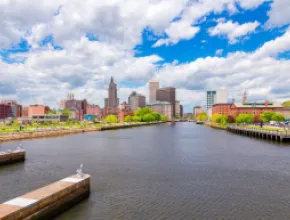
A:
227,125,290,142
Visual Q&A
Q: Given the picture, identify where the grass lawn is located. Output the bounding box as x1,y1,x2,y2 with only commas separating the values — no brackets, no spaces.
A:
243,125,288,132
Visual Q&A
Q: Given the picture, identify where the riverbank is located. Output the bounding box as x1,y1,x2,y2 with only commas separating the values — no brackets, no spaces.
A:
204,122,227,130
0,121,165,143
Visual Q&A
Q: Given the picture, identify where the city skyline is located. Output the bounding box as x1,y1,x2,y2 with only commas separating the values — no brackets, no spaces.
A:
0,1,290,112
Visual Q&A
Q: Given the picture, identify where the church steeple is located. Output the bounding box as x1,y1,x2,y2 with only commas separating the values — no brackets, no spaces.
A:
243,89,248,104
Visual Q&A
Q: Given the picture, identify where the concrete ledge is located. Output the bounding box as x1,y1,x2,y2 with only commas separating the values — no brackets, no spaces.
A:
0,150,25,166
0,174,90,220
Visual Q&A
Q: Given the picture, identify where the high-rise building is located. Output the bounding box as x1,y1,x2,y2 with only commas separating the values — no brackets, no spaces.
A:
105,77,119,108
128,91,146,111
206,91,216,111
156,87,176,116
175,101,181,118
149,80,159,104
104,77,119,116
206,89,228,111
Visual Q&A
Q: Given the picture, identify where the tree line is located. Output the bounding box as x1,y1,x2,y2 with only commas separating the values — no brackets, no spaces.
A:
196,111,286,124
105,107,168,123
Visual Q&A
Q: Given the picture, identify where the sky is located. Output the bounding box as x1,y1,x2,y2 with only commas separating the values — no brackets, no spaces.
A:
0,0,290,112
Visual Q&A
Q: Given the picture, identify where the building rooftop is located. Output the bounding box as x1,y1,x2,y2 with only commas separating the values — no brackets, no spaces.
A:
233,102,283,108
147,101,172,106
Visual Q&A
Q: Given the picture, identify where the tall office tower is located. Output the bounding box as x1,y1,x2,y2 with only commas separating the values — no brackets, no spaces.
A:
128,91,146,111
105,77,119,108
156,87,176,117
206,89,228,111
206,91,216,111
149,80,159,104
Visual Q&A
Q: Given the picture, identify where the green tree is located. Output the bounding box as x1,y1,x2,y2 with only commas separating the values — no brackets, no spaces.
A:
271,113,285,122
152,112,161,121
142,113,155,122
219,115,228,126
133,115,142,122
210,113,222,122
197,112,207,121
47,109,57,114
61,109,72,116
105,115,118,123
282,100,290,107
161,115,168,121
134,107,153,117
236,114,254,123
124,115,132,122
260,112,275,122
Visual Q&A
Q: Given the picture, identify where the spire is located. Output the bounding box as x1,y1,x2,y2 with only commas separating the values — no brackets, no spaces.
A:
243,89,248,104
110,76,114,83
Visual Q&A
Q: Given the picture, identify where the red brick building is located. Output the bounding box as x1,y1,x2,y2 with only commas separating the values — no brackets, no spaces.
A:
212,101,283,117
118,102,133,122
86,104,101,115
0,100,22,118
212,104,231,115
28,105,50,117
0,104,11,119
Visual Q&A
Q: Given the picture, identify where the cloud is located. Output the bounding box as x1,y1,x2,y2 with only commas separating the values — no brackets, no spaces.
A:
153,0,266,47
209,20,260,44
154,27,290,107
153,20,200,47
253,26,290,58
215,49,223,56
266,0,290,28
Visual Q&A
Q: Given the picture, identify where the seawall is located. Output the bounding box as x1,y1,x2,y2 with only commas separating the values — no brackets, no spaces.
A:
0,149,25,166
0,174,90,220
0,122,165,143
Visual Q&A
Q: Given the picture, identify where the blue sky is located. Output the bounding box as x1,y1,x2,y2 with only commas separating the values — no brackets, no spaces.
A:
0,0,290,112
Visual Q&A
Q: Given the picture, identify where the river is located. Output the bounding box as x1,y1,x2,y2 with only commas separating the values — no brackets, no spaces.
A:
1,123,290,219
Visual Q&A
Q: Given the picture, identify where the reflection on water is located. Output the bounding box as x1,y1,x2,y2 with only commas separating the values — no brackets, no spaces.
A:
1,123,290,219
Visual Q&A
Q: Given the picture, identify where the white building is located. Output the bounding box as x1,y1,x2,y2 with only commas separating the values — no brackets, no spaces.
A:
149,80,159,104
216,89,228,104
206,89,228,111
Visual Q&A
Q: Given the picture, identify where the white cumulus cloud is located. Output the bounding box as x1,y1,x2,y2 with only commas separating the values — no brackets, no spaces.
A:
209,20,260,44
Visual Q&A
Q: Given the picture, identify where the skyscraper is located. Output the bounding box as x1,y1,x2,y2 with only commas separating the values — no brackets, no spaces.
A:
206,89,228,111
206,91,216,111
156,87,176,117
128,91,146,111
105,77,119,108
149,80,159,104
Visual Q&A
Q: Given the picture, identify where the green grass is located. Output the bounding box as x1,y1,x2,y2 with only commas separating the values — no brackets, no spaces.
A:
241,125,287,132
0,121,157,134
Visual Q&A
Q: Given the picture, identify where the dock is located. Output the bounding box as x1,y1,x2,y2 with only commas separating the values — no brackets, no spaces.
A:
0,173,90,220
0,148,25,166
227,125,290,142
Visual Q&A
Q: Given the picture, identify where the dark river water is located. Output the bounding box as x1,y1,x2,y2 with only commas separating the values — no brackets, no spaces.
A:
1,123,290,220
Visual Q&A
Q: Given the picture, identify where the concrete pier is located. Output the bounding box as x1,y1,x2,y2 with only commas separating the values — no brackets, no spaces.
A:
0,149,25,166
0,174,90,220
